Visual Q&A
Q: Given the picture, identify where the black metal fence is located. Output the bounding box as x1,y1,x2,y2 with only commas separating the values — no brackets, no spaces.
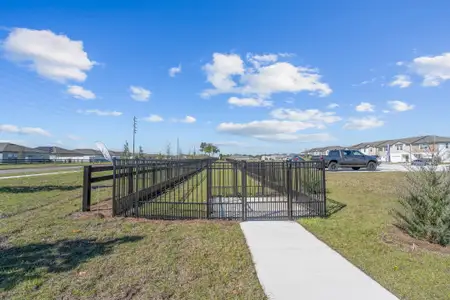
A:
111,158,326,220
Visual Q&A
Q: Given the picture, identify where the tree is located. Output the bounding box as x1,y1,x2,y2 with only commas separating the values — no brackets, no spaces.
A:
199,142,207,154
138,146,144,159
394,165,450,246
199,142,220,157
122,141,131,159
166,142,172,158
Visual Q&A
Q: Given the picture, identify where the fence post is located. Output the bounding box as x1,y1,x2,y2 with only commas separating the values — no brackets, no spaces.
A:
241,161,247,221
261,162,266,196
82,165,92,211
206,161,212,218
112,158,117,216
321,160,327,217
287,162,293,220
128,166,134,195
134,160,139,218
233,162,238,196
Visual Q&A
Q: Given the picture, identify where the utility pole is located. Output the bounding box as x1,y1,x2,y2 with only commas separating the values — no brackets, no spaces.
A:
132,116,137,157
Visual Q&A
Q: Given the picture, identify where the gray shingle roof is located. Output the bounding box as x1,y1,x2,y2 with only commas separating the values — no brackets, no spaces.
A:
35,146,84,156
0,143,48,153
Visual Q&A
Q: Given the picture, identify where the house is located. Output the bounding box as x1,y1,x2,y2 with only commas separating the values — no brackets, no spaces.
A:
73,149,111,162
0,143,50,163
35,146,86,162
351,135,450,163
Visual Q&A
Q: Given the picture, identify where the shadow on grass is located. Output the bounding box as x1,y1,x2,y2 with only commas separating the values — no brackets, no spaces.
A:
0,236,143,290
326,198,347,217
0,185,82,194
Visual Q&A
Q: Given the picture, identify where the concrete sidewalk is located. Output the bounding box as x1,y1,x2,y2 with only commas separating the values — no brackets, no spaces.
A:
240,221,398,300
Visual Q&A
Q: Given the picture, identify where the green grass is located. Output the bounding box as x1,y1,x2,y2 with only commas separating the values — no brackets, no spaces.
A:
300,172,450,300
0,172,265,299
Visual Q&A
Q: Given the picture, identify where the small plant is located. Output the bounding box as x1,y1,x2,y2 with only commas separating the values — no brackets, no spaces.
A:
394,165,450,246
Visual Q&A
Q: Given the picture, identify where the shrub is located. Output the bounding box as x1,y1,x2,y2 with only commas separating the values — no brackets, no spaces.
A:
394,165,450,246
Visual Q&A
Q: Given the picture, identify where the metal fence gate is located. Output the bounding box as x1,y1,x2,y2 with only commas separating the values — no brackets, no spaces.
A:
209,160,326,220
111,159,326,220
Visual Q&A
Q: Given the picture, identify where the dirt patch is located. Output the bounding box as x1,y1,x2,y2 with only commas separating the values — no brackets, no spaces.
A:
0,235,10,250
69,200,238,225
382,226,449,255
69,199,113,219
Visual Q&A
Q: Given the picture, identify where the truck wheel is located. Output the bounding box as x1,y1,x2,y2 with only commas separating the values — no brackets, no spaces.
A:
367,162,377,171
352,167,360,170
328,162,338,171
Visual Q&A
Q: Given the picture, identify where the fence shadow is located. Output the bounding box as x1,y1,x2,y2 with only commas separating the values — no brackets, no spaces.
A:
326,198,347,217
0,185,82,194
0,236,143,290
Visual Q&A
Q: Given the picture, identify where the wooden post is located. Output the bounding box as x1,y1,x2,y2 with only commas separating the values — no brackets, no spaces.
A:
82,165,92,211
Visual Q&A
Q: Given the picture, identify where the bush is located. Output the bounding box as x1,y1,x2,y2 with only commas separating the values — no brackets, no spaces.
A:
394,165,450,246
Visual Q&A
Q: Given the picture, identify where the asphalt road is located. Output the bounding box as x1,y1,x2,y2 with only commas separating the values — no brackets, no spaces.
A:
0,166,82,175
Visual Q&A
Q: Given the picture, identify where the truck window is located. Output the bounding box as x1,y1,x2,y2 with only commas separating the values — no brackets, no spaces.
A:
351,150,364,156
343,150,352,156
329,150,339,157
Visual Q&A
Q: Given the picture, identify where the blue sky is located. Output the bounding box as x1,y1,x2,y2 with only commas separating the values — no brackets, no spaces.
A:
1,1,450,154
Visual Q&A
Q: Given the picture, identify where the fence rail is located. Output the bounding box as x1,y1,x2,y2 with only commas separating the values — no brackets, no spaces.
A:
82,159,212,212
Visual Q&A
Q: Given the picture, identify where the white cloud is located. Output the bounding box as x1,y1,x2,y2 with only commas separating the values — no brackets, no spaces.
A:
216,120,333,142
355,102,375,112
213,141,247,147
352,77,376,87
68,134,82,140
270,108,341,126
0,124,51,136
228,97,272,107
389,75,411,88
169,65,181,77
2,28,95,82
246,53,278,68
327,103,339,109
143,114,164,122
382,110,390,114
217,120,333,142
201,52,331,98
343,117,384,130
67,85,96,100
202,53,245,95
408,53,450,86
130,86,151,101
388,100,415,112
172,116,196,123
54,140,64,145
76,109,122,116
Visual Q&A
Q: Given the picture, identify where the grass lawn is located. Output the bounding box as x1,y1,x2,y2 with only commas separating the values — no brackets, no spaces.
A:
300,172,450,300
0,172,265,299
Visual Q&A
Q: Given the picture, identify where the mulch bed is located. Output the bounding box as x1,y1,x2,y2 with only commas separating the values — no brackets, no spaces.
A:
382,226,449,255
